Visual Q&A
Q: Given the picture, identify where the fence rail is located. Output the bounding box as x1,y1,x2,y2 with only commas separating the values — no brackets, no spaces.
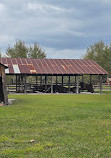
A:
7,83,111,93
93,84,111,91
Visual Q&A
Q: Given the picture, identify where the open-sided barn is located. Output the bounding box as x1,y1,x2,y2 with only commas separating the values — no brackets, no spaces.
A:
0,58,108,94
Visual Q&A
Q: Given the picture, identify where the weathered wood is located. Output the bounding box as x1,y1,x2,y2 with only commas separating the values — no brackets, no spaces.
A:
75,75,77,87
24,75,27,93
61,75,64,87
76,76,79,94
82,75,84,92
100,75,102,94
45,76,47,91
56,76,57,86
18,75,20,92
51,75,53,93
16,75,18,92
0,64,8,105
68,76,70,93
2,70,8,105
90,75,92,84
21,75,24,92
36,75,38,85
40,75,42,85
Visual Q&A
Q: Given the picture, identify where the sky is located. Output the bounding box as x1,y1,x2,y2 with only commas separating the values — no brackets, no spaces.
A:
1,0,111,59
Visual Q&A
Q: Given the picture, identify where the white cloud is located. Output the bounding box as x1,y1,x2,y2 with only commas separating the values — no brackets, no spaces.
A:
0,3,5,10
44,47,86,59
0,35,14,43
0,35,14,51
27,3,67,14
0,0,111,58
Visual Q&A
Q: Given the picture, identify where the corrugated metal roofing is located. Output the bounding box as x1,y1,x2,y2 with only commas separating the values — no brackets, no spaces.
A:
0,58,108,75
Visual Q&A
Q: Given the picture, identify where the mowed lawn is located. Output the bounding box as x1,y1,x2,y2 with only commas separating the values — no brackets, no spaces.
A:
0,94,111,158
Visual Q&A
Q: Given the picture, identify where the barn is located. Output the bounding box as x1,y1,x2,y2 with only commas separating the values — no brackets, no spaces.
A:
0,58,108,94
0,63,8,105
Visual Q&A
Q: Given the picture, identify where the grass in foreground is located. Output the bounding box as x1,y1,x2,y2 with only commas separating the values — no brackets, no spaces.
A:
0,94,111,158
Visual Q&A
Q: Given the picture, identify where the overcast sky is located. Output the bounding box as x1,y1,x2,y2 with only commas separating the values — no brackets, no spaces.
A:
1,0,111,59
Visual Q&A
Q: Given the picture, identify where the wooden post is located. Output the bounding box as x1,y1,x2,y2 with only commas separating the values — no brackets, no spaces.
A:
40,75,42,85
45,76,47,91
82,75,84,83
100,75,102,94
82,75,84,92
51,75,53,94
18,75,20,92
90,75,92,84
61,75,63,87
21,75,24,92
0,65,8,105
16,75,17,92
24,75,27,93
2,69,8,105
75,75,77,88
76,76,79,94
56,76,57,86
68,75,70,93
36,75,38,85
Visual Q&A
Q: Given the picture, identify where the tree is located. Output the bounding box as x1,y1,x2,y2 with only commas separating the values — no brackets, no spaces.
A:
6,40,28,58
84,40,111,76
28,43,46,59
6,40,46,59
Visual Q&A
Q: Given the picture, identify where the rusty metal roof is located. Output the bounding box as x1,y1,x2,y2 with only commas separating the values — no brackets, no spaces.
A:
0,58,108,75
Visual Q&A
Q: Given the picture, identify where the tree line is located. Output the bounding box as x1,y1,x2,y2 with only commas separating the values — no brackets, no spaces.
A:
0,40,46,59
84,40,111,77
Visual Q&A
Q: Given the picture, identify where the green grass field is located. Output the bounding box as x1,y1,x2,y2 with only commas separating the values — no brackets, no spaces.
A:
0,94,111,158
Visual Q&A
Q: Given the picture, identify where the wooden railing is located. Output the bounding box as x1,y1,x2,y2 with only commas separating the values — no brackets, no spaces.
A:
93,84,111,91
7,83,111,93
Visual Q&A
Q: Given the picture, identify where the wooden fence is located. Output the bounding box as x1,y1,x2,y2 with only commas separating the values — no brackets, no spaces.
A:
7,83,111,93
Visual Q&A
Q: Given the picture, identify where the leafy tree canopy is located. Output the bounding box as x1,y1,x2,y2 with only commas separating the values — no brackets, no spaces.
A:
6,40,28,58
28,43,46,59
84,40,111,76
6,40,46,59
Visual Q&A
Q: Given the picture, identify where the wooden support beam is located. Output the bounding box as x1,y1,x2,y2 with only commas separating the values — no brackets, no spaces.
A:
19,75,20,92
75,75,77,88
16,75,17,92
21,75,24,92
82,75,84,83
90,75,92,84
68,75,70,93
100,75,102,94
56,76,57,86
40,75,42,85
45,76,47,91
36,75,38,85
51,75,53,94
76,76,79,94
2,69,8,105
82,75,84,92
24,75,27,93
61,75,63,87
